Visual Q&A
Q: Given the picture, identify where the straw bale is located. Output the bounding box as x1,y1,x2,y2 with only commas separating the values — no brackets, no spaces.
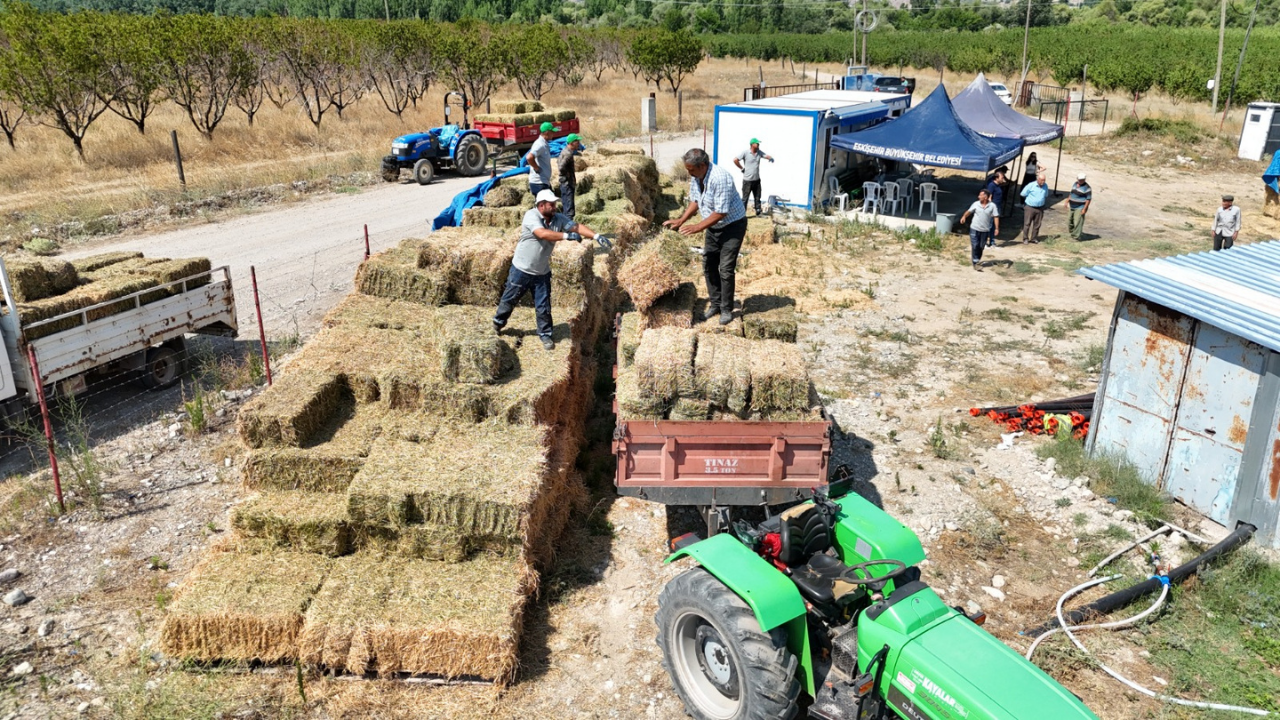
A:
618,312,642,367
18,275,162,339
611,213,651,248
323,292,445,333
243,448,366,493
616,366,666,421
353,522,503,563
749,339,811,413
695,313,746,338
617,233,692,311
594,180,625,201
355,245,449,307
694,333,752,414
439,333,512,384
574,191,605,215
231,491,352,556
642,282,697,330
4,257,79,302
462,206,525,229
550,108,577,121
69,251,143,274
745,216,778,246
160,550,331,663
140,257,212,287
238,370,354,449
549,238,593,307
418,227,514,305
483,184,523,208
298,552,533,680
346,422,547,534
632,327,697,400
473,112,537,127
596,143,645,156
490,99,542,114
670,397,712,421
743,295,798,343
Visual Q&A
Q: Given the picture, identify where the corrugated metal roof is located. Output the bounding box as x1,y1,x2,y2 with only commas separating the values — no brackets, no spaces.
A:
1079,241,1280,351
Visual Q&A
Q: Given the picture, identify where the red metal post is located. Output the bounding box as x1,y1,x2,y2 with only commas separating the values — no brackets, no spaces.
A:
250,266,273,386
26,346,64,514
363,224,370,259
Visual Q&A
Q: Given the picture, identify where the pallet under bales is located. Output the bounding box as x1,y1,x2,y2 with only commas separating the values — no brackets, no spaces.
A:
159,549,332,663
298,551,535,680
618,233,694,311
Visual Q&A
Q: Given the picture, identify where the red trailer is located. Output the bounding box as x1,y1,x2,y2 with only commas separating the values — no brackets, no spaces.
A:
474,118,581,148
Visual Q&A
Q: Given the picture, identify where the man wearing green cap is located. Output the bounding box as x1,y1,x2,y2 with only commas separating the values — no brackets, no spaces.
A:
525,121,559,195
734,138,775,215
558,133,583,219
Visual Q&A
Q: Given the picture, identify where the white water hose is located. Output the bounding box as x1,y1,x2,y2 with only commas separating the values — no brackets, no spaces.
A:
1033,574,1271,716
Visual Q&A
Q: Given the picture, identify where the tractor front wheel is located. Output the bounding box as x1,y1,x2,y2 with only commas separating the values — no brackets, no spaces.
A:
380,160,400,182
454,134,489,176
655,568,801,720
413,158,435,185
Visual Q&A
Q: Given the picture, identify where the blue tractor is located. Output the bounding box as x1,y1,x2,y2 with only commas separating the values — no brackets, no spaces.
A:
381,92,490,185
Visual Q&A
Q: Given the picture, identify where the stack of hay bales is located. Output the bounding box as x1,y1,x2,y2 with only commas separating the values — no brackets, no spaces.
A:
473,99,577,128
162,228,607,682
615,324,817,422
3,252,212,339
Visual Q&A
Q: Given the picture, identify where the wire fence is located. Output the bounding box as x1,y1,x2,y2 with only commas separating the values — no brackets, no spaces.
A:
1038,99,1112,136
0,228,376,514
743,80,843,101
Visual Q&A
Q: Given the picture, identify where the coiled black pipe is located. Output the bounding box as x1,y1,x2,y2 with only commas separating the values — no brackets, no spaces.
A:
1024,522,1256,638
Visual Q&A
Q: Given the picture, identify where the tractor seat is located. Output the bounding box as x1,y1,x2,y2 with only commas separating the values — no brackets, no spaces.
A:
791,553,858,606
776,503,835,566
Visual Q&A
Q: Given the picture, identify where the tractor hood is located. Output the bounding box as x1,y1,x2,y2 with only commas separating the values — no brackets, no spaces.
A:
392,132,434,146
886,615,1098,720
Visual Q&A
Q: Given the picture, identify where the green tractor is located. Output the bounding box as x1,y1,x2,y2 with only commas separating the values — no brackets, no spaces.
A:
655,487,1100,720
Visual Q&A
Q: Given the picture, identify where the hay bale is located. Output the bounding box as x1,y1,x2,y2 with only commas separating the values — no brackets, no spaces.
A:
694,333,752,414
243,448,367,493
611,213,650,248
743,295,798,343
238,371,354,449
462,206,525,229
159,550,331,663
419,228,514,305
596,144,645,156
695,312,745,338
490,99,542,114
355,245,449,307
353,522,488,563
550,239,593,308
745,216,778,246
4,257,79,302
642,282,697,330
231,491,352,556
439,333,511,384
615,366,666,421
549,108,577,122
483,184,524,208
18,274,162,339
575,191,605,215
69,251,143,274
749,340,811,413
617,233,692,311
595,180,625,201
618,312,642,367
298,552,534,680
632,327,697,401
670,397,711,421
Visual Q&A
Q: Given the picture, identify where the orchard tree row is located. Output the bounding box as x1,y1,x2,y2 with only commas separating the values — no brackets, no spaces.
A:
0,5,702,157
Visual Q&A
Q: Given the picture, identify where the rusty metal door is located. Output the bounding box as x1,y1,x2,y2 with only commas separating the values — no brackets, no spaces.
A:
1163,324,1268,524
1232,350,1280,548
1092,296,1196,483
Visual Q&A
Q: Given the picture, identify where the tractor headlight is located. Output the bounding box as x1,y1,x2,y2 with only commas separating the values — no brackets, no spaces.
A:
392,142,410,151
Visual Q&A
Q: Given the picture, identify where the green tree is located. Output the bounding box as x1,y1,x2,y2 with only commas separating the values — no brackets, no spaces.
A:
626,28,701,95
276,19,365,129
499,23,568,100
435,20,505,107
159,14,253,139
97,13,165,134
361,20,435,119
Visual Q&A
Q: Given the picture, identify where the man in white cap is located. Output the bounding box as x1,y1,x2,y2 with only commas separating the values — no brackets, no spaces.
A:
1212,194,1241,251
1067,172,1092,240
494,189,611,351
525,121,558,195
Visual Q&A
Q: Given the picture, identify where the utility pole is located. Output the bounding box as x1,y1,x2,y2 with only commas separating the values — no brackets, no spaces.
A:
862,0,869,67
1220,0,1261,130
1020,0,1032,92
1212,0,1226,113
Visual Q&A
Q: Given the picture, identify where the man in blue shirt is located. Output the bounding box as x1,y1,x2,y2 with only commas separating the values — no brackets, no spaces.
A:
1020,170,1049,244
663,148,748,325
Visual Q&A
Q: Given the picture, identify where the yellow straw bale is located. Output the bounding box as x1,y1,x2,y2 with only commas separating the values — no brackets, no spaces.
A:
69,251,143,274
616,366,666,421
618,233,692,311
355,244,450,307
418,228,514,305
742,294,798,343
694,333,753,414
642,282,697,330
749,339,811,413
463,207,525,229
632,327,697,401
231,491,352,557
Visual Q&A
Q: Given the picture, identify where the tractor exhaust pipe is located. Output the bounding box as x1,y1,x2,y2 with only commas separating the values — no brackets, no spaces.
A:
1024,522,1256,639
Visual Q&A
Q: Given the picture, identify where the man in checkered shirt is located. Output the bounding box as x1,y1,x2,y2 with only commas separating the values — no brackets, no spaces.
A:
663,148,749,325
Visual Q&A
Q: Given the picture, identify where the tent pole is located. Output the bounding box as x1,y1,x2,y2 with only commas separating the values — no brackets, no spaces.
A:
1053,135,1063,197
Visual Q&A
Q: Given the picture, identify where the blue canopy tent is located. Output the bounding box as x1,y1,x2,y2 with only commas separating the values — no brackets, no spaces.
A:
952,73,1063,144
830,85,1024,173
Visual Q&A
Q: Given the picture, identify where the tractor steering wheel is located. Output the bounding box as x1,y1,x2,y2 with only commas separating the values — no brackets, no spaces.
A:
839,559,908,590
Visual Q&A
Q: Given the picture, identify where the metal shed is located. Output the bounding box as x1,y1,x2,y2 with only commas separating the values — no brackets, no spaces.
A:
1080,242,1280,547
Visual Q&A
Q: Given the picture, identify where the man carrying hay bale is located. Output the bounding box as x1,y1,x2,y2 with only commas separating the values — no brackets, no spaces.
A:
494,190,612,351
558,133,584,219
525,122,558,195
663,148,748,327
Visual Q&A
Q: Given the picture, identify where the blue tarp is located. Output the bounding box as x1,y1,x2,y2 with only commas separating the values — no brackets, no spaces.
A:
830,85,1024,172
952,73,1063,145
431,136,575,231
1265,152,1280,194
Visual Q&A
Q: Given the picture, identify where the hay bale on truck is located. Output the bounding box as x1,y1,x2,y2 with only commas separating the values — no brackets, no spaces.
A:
617,233,693,311
4,257,78,302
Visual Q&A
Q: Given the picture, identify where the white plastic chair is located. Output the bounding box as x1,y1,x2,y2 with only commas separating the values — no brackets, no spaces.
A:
896,178,915,213
918,182,939,218
827,175,849,213
861,182,882,214
881,182,903,215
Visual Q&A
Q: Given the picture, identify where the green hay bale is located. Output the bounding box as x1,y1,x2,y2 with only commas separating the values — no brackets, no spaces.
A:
483,184,524,208
596,143,645,156
749,339,811,413
618,232,693,311
231,491,352,557
594,180,625,201
418,227,514,305
743,295,798,343
616,366,666,421
462,206,525,229
159,550,332,663
670,397,712,421
18,275,162,339
69,251,143,274
4,257,79,302
355,244,449,307
694,332,752,414
490,99,542,114
533,112,556,125
552,108,577,122
242,448,366,493
575,190,605,215
298,552,534,681
353,522,487,563
643,282,697,330
632,327,697,401
237,370,354,449
619,312,642,367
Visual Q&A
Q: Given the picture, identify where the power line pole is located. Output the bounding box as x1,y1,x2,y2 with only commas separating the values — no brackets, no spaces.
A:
862,0,869,67
1212,0,1226,114
1020,0,1032,98
1220,0,1261,130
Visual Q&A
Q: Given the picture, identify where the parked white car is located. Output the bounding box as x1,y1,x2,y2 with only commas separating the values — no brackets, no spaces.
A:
989,82,1014,106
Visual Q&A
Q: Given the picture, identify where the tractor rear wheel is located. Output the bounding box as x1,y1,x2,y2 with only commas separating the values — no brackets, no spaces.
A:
454,134,488,176
655,568,801,720
413,159,435,185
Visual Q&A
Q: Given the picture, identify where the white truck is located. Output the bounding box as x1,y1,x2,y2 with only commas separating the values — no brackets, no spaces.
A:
0,259,238,422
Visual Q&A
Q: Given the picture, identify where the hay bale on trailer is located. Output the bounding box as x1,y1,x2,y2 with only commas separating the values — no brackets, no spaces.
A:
159,550,332,663
694,333,753,415
632,327,697,401
749,339,811,413
69,251,143,274
4,257,79,302
490,99,543,114
642,282,697,330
